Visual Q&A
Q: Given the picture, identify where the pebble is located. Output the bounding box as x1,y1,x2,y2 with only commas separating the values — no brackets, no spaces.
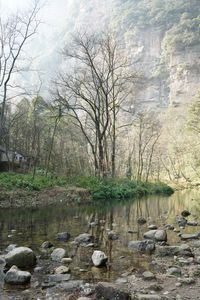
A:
143,271,155,280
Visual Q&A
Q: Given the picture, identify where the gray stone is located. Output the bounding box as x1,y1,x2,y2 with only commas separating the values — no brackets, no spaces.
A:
41,241,53,249
54,265,70,274
187,221,198,226
51,248,67,262
142,271,155,280
148,225,157,230
195,256,200,263
74,233,94,245
181,233,199,240
176,216,187,227
190,240,200,247
5,247,36,268
0,256,6,265
137,217,147,225
144,229,167,241
49,274,71,283
5,244,17,253
115,277,128,284
167,267,181,276
181,210,191,217
61,257,72,264
107,231,119,240
92,250,108,267
156,245,193,257
58,280,83,291
95,282,131,300
165,224,174,230
77,298,91,300
144,230,157,239
56,232,71,242
137,295,161,300
154,230,167,241
5,265,31,285
34,266,43,272
178,277,195,284
128,240,155,253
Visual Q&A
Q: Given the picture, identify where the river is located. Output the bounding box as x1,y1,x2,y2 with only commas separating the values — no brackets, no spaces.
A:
0,189,199,299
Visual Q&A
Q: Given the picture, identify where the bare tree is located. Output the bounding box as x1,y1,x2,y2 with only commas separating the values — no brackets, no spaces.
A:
0,0,41,143
129,112,161,181
55,32,136,177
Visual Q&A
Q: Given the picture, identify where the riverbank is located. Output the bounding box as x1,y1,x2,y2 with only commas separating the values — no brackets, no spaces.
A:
0,173,174,208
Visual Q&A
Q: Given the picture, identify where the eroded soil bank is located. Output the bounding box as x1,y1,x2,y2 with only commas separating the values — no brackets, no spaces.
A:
0,187,91,208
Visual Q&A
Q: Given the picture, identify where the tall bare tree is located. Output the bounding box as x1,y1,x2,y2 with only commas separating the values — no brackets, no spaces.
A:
56,32,136,177
0,0,41,143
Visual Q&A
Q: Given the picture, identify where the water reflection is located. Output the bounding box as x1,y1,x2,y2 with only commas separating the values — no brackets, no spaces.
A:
0,189,200,282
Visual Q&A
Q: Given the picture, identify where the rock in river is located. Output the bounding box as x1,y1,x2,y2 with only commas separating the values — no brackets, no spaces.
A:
51,248,67,262
148,225,157,230
92,251,108,267
187,221,198,226
167,267,181,276
156,244,193,257
107,231,119,240
143,271,155,280
128,240,155,253
95,282,131,300
5,265,31,285
144,229,167,242
49,274,71,283
137,217,147,225
181,233,199,240
155,230,167,241
41,241,53,249
181,210,191,217
74,233,94,245
54,265,70,274
5,247,36,268
176,216,187,227
56,232,71,242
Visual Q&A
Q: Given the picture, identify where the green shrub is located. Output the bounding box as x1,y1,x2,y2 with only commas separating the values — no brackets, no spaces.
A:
0,173,174,200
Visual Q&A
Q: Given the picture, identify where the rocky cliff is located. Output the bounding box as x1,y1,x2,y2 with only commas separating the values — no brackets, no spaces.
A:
62,0,200,111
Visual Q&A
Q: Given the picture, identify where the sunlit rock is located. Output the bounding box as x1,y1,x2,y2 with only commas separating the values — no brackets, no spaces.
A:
92,250,108,267
51,248,67,262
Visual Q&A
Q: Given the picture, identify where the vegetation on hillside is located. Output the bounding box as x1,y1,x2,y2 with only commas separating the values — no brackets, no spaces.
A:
114,0,200,53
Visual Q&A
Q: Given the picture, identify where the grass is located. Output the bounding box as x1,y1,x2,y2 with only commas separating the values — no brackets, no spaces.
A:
0,173,174,200
0,172,67,191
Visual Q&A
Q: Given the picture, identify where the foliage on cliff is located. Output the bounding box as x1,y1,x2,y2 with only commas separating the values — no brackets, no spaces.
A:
113,0,200,52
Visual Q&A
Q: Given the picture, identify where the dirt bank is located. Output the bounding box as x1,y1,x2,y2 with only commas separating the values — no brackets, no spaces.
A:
0,186,91,208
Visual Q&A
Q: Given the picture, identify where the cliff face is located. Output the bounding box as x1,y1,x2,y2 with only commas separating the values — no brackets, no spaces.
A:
61,0,200,110
125,28,200,110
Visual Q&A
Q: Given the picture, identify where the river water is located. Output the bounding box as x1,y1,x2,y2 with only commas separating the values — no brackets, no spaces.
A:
0,189,200,298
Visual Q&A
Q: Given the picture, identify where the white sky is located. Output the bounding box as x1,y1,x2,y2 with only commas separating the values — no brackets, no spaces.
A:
0,0,70,95
0,0,69,32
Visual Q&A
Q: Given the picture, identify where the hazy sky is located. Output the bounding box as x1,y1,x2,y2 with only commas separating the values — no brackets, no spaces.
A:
0,0,69,34
0,0,71,95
